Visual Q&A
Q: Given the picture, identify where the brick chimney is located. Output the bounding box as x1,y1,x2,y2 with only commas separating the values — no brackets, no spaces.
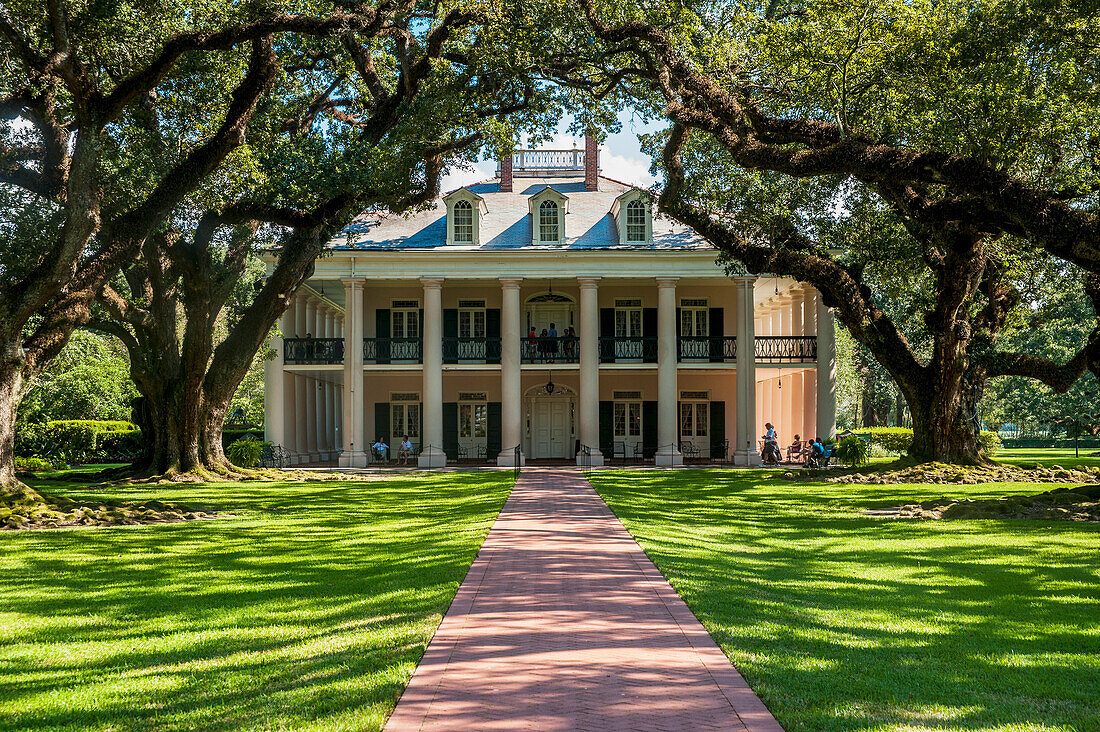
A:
584,130,599,191
499,152,513,192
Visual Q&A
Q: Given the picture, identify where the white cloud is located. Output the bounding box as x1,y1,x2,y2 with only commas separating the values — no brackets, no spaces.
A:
441,159,496,192
598,147,656,188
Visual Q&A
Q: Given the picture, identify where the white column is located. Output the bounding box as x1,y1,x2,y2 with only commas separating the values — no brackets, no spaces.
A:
655,277,682,466
340,279,367,467
803,290,818,440
323,308,336,458
577,277,603,465
419,278,446,467
312,303,327,458
335,315,344,455
303,299,320,461
734,277,757,465
293,297,309,464
815,289,837,440
791,291,805,441
497,278,524,466
264,299,286,448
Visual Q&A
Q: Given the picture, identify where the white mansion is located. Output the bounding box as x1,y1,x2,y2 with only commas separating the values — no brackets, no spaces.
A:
263,134,837,467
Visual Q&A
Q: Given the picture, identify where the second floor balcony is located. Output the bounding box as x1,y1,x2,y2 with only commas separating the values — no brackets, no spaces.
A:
284,334,819,366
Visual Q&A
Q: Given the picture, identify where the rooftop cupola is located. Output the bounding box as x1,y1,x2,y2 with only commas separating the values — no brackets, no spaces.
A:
497,129,600,191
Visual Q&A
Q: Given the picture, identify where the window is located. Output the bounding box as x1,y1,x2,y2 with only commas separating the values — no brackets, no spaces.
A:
539,200,559,242
680,301,708,337
459,304,486,339
614,401,642,438
459,403,487,438
626,199,646,242
452,199,473,243
680,402,708,438
392,305,419,339
392,402,420,438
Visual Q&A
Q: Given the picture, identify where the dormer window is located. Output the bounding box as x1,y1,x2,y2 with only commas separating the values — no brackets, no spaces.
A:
528,186,569,246
626,200,646,242
539,200,560,243
443,187,486,245
611,189,653,245
453,200,473,243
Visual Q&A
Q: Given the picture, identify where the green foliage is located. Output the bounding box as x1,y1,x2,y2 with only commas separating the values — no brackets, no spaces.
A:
833,434,869,467
222,429,264,447
980,430,1003,457
860,427,1002,457
38,421,142,464
17,331,137,424
13,457,56,473
225,437,268,468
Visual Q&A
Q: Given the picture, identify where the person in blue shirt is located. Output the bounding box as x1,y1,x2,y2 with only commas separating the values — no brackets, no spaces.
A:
371,437,388,462
761,422,780,465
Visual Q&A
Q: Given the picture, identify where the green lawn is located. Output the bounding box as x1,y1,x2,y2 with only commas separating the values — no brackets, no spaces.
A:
0,471,513,732
997,448,1100,470
588,469,1100,732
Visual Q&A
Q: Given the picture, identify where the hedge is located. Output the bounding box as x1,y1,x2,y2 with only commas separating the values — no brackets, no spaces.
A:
15,420,144,463
856,427,1002,457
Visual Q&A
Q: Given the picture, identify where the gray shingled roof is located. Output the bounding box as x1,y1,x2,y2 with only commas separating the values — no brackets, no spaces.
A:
331,176,712,251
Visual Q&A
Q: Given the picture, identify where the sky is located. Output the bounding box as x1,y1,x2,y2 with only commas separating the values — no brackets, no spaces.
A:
441,108,667,191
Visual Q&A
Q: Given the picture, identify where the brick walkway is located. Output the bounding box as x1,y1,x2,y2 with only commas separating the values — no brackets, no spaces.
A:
385,468,783,732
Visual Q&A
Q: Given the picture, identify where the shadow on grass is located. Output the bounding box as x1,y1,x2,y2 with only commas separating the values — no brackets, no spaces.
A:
0,472,513,732
590,469,1100,732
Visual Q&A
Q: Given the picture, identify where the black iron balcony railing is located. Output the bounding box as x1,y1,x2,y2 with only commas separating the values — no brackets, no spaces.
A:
678,336,737,362
599,336,658,363
284,338,345,365
755,336,818,363
364,337,422,363
443,337,502,363
282,334,818,366
522,336,579,364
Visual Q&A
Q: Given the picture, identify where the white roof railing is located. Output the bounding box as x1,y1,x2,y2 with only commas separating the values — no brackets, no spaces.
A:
505,148,586,175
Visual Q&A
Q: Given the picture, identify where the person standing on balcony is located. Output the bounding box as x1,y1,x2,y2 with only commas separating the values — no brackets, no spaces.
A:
548,322,559,359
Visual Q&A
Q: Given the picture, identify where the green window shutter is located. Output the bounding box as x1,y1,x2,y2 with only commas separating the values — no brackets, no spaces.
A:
709,307,724,362
486,309,501,364
487,402,502,459
642,401,658,458
374,402,390,445
710,401,726,460
599,308,614,362
375,309,390,364
443,309,458,364
642,308,658,363
599,401,614,457
442,402,458,459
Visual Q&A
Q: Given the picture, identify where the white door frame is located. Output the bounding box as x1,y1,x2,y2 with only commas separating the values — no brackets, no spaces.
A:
524,384,576,459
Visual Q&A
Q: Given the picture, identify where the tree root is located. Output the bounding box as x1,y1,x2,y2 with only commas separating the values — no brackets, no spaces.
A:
785,461,1100,485
869,484,1100,522
1,475,215,531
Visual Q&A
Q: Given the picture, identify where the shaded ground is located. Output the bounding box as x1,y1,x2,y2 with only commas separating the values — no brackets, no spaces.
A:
0,470,513,731
588,468,1100,732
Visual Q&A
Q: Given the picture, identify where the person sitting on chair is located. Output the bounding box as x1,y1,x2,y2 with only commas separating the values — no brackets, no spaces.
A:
787,434,804,463
808,437,828,468
398,435,413,465
371,437,388,463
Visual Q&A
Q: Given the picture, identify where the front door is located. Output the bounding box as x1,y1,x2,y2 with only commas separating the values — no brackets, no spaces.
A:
459,401,487,458
530,397,573,458
614,400,643,458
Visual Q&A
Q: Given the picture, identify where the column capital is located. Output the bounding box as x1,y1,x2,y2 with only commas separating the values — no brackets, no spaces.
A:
340,276,366,289
420,276,445,289
577,276,601,289
499,277,523,289
655,276,680,288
